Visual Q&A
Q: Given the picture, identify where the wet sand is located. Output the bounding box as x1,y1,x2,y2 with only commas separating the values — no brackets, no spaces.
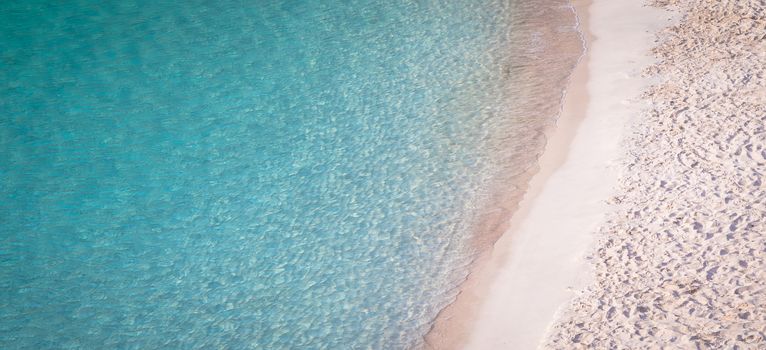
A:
426,0,674,348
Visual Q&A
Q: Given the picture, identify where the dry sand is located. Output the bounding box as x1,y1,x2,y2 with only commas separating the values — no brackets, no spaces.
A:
545,0,766,348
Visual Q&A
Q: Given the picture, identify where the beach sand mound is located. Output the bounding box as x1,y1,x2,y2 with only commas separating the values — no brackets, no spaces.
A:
545,0,766,348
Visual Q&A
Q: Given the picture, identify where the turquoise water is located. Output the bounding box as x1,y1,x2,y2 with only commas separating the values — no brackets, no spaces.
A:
1,1,580,348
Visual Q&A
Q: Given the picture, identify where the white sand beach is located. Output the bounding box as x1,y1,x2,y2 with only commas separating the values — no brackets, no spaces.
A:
453,0,672,348
428,0,766,348
546,0,766,347
428,0,673,347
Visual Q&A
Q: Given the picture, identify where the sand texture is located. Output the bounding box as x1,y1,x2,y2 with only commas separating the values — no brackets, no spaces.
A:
545,0,766,348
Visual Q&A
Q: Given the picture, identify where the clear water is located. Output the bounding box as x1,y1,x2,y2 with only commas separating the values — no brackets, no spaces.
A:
1,1,581,348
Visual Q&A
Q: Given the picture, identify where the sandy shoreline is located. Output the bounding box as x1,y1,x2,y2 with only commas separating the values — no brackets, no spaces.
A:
424,1,586,348
458,0,671,348
427,0,676,348
547,0,766,347
427,0,766,348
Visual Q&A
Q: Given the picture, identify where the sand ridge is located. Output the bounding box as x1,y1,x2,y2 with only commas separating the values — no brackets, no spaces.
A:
545,0,766,348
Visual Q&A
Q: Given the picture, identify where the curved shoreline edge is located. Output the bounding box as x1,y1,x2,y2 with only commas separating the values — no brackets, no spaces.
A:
423,1,591,348
425,0,676,348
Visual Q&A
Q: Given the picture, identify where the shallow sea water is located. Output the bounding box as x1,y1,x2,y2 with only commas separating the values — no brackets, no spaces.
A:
1,1,581,348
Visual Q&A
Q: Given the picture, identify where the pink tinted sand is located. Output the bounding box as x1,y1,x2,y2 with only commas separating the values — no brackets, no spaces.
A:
426,0,672,348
